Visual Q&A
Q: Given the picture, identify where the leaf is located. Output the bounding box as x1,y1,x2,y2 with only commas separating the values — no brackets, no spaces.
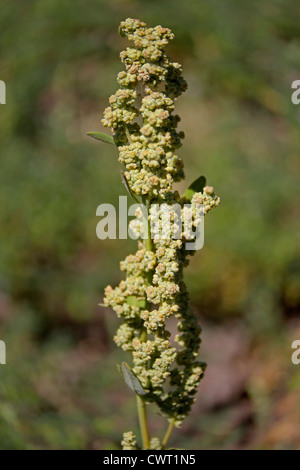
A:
120,171,141,203
126,295,147,309
184,175,206,201
86,132,115,145
121,362,147,396
118,26,126,38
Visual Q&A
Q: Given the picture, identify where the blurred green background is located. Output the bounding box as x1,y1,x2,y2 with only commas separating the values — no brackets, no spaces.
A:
0,0,300,449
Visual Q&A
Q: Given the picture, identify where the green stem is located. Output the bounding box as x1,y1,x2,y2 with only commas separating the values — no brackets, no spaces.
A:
143,197,153,253
144,234,153,252
136,395,150,450
142,196,153,302
161,418,175,449
139,329,147,342
135,196,153,449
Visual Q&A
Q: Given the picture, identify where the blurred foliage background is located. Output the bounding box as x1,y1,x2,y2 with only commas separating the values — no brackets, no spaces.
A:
0,0,300,449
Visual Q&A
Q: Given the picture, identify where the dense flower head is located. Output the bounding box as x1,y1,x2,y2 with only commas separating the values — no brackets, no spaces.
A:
102,19,220,431
102,17,187,199
104,188,219,423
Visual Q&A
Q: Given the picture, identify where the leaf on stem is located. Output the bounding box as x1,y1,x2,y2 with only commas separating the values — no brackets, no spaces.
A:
120,171,141,203
184,175,206,201
86,132,115,145
120,362,147,396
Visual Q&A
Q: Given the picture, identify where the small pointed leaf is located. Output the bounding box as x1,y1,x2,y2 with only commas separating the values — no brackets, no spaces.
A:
184,176,206,201
121,362,147,396
120,171,141,203
87,132,115,145
126,296,147,309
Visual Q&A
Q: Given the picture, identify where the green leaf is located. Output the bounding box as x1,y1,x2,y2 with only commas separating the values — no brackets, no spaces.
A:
86,132,115,145
120,171,141,203
118,26,126,38
126,295,147,309
121,362,147,396
184,175,206,201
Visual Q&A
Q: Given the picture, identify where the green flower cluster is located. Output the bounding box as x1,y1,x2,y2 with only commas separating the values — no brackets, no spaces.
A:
102,18,187,198
121,431,137,450
100,18,220,449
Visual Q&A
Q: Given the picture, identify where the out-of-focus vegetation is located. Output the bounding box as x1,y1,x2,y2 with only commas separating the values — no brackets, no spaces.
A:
0,0,300,449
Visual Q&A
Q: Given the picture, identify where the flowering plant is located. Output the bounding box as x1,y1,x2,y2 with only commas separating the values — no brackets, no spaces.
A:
89,18,220,450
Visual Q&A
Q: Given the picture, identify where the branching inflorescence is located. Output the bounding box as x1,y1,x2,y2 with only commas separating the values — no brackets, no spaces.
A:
91,18,220,449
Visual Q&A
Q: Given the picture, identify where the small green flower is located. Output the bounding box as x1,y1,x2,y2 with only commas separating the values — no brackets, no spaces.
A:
121,431,137,450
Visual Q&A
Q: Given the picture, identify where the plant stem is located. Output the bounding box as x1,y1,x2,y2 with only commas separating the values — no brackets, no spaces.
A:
142,197,153,305
136,395,150,450
161,418,176,449
136,199,153,448
144,234,153,252
143,197,153,253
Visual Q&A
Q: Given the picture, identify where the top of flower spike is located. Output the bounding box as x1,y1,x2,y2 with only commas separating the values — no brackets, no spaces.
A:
119,18,175,48
102,18,188,197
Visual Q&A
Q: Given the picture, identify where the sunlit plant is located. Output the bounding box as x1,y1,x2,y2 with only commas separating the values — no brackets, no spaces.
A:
88,18,220,450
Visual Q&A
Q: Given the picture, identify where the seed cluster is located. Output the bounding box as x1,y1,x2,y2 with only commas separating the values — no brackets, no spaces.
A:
102,18,187,198
101,18,220,449
121,431,137,450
